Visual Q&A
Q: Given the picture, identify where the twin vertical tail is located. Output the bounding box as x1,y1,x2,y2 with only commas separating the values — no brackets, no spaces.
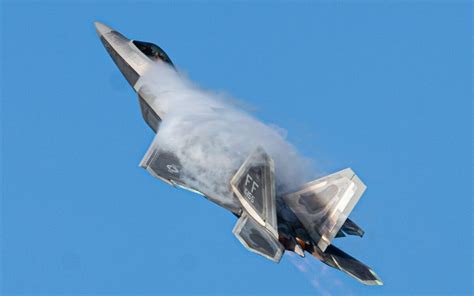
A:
229,148,382,285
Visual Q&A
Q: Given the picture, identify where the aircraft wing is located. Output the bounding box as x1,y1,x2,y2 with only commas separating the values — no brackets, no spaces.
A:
139,140,186,187
139,140,242,214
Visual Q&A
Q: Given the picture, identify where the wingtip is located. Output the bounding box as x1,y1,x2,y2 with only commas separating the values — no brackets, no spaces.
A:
361,269,383,286
362,279,384,286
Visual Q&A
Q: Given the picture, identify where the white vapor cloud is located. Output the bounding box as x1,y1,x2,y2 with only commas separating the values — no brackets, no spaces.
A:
137,61,316,204
137,61,350,294
287,253,352,296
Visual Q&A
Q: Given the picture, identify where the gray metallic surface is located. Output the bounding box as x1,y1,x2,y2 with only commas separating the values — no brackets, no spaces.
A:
148,151,182,182
238,165,264,214
139,141,182,185
342,218,365,237
99,35,139,86
277,223,305,257
233,213,284,262
138,92,161,133
314,245,382,285
231,147,278,238
140,140,242,215
282,168,366,252
95,22,151,88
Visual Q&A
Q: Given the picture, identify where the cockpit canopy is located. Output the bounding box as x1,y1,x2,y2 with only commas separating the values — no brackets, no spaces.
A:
132,40,174,67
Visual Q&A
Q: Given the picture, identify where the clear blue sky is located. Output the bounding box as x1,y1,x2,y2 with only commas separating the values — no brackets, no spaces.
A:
1,1,472,295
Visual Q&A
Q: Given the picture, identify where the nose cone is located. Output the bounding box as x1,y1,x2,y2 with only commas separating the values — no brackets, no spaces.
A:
94,21,149,87
94,21,113,37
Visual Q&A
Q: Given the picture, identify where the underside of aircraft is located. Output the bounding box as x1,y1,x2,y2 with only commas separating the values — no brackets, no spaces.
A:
95,21,382,285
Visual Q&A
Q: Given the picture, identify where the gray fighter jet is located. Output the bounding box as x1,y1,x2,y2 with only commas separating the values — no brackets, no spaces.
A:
95,21,383,285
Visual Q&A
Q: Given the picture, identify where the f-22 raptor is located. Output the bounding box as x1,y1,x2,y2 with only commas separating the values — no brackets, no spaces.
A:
95,21,382,285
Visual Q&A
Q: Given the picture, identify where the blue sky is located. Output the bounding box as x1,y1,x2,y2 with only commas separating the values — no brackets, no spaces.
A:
1,1,472,295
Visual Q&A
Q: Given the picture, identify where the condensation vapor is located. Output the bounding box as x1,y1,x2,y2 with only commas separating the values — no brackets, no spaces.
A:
137,61,351,294
137,61,316,205
286,253,352,296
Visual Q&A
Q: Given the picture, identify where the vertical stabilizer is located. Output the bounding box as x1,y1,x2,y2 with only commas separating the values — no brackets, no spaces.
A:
230,147,278,238
282,168,366,252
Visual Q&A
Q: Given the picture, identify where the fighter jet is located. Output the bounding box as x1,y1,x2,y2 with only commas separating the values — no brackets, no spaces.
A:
94,21,383,285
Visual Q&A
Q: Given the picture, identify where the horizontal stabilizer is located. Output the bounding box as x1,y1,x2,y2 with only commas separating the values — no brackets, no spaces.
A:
282,168,366,252
233,213,284,262
317,245,383,286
